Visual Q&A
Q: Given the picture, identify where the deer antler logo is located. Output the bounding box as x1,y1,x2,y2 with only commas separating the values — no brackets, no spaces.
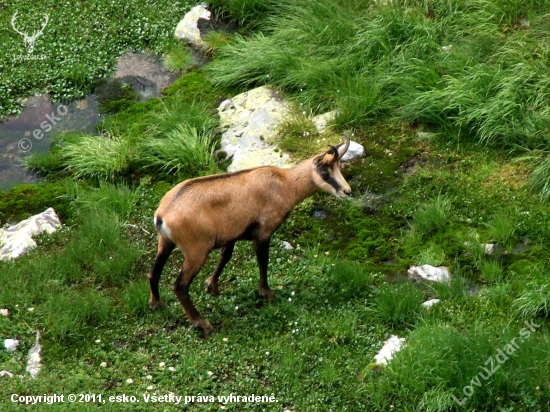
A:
11,11,49,54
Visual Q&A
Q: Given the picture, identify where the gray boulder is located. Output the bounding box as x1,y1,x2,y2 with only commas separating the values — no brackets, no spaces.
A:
408,265,450,283
0,208,62,261
174,4,211,49
218,86,291,172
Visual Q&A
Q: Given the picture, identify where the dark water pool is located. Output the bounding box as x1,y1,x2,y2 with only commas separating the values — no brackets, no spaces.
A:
0,94,101,190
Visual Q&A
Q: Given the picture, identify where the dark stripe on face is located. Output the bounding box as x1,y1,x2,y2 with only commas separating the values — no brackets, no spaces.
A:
319,169,341,192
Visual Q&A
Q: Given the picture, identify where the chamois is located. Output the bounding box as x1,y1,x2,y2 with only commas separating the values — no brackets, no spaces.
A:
148,134,352,335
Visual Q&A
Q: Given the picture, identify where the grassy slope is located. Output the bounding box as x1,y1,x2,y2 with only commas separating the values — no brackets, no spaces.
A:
2,1,550,411
0,0,192,117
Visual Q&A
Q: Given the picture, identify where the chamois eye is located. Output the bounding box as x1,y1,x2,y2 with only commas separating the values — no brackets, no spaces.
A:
320,169,330,179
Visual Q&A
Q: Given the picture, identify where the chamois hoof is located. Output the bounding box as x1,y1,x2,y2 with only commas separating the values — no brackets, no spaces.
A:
193,319,213,336
149,299,166,310
204,280,219,296
259,288,276,301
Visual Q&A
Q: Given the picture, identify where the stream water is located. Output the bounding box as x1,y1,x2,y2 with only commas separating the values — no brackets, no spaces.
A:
0,51,177,190
0,95,101,190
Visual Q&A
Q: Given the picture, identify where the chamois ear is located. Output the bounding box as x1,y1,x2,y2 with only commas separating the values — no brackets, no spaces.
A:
314,153,326,166
326,145,339,164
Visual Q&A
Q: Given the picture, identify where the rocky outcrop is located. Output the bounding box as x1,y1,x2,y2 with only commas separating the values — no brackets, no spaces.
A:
218,86,291,172
174,4,211,49
0,208,62,261
408,265,450,283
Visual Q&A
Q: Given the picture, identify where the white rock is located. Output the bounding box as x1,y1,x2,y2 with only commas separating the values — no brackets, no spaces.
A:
0,370,14,378
281,241,294,250
408,265,450,283
312,111,337,134
4,339,19,352
422,298,441,309
441,45,453,52
374,335,405,365
0,208,62,261
26,331,41,379
218,86,292,172
174,4,211,48
340,140,365,162
483,243,496,255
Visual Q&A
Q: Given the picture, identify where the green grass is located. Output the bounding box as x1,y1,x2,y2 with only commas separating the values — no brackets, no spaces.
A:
0,1,195,117
374,281,425,327
4,1,550,410
164,42,195,72
141,124,218,176
207,0,550,197
59,132,135,180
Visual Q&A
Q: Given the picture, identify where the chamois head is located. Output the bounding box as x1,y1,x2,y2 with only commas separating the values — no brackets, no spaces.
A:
312,134,352,198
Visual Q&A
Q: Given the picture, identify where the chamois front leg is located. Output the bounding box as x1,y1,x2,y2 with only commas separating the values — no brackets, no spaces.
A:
254,238,275,301
205,242,235,296
148,236,176,310
172,250,212,335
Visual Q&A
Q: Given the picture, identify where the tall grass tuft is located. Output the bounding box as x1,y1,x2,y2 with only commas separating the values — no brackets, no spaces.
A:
208,0,550,199
486,209,518,246
75,182,139,222
528,151,550,201
144,98,218,138
164,42,195,72
329,260,376,299
408,195,451,240
59,132,133,180
514,266,550,318
375,281,424,327
365,320,550,410
141,124,217,176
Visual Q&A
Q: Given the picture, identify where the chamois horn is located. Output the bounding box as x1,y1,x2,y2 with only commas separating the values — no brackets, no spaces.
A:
327,133,351,163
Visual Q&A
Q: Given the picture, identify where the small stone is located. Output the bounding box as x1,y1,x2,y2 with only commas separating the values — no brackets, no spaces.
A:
4,339,19,352
408,265,450,283
281,241,294,250
422,299,440,309
374,335,405,365
340,141,365,162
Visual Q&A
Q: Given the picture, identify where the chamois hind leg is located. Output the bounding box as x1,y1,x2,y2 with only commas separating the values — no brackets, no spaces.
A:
205,242,235,296
172,248,212,335
148,235,176,310
254,238,275,301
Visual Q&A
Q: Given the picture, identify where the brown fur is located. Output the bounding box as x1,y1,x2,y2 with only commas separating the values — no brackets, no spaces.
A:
148,138,351,335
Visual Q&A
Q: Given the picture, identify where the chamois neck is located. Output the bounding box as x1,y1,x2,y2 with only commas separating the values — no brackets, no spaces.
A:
284,158,318,206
